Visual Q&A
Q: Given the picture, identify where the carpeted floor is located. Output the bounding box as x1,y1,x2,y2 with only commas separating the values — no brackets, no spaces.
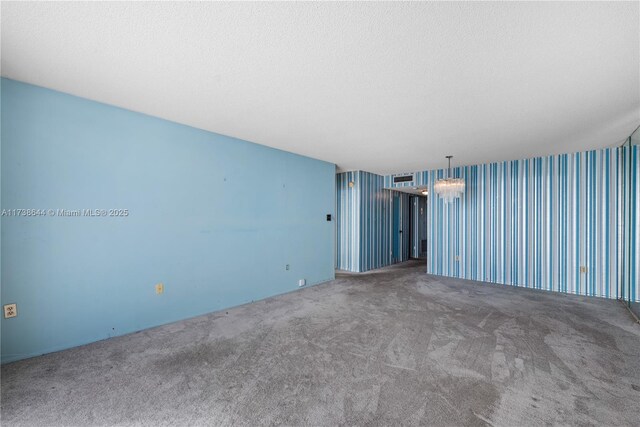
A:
2,260,640,426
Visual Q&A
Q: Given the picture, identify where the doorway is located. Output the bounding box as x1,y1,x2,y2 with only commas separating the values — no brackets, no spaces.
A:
409,195,428,259
391,189,427,264
392,192,401,262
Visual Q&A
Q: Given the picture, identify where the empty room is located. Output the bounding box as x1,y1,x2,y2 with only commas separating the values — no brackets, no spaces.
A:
1,1,639,426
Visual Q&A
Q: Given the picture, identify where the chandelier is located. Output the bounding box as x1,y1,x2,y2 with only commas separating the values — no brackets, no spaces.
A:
433,155,465,203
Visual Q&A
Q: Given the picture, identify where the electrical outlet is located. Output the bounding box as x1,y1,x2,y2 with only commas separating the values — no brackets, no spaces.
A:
155,283,164,294
285,264,290,271
455,255,460,262
298,279,306,287
579,266,587,273
3,303,17,319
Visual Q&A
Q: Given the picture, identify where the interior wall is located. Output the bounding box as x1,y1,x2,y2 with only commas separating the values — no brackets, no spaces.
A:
632,144,639,311
335,171,409,272
359,171,393,271
621,144,639,306
336,171,360,272
0,78,336,363
386,146,638,302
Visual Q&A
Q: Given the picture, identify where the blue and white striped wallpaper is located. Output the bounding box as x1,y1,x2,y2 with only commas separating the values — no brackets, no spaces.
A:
336,171,410,272
336,172,361,272
360,172,393,272
385,146,639,303
621,145,639,304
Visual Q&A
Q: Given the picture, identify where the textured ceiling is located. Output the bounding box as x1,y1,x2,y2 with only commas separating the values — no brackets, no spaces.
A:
2,2,639,174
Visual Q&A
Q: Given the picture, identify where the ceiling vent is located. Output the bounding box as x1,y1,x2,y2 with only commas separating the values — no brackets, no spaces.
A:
393,175,414,183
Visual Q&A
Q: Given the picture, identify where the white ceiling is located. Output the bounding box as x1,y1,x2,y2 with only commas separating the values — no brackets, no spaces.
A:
2,2,639,175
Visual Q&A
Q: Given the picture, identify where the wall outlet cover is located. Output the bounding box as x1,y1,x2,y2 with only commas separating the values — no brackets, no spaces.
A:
298,279,306,287
3,303,17,318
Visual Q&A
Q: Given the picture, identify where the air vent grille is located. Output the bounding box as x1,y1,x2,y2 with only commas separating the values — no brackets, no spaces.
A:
393,175,414,183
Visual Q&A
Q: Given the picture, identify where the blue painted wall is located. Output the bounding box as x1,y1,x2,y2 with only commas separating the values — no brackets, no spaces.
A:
386,147,639,303
336,170,409,272
0,78,336,363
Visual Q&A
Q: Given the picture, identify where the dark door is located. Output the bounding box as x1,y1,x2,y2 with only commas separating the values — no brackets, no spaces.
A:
392,193,401,262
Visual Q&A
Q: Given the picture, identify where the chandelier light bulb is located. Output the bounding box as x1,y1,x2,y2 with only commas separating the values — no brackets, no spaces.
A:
434,156,465,202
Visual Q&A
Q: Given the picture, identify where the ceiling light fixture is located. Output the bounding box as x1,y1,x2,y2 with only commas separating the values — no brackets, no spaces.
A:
433,155,465,203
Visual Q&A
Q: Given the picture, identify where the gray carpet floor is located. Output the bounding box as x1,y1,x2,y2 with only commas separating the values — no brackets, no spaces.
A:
2,260,640,426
